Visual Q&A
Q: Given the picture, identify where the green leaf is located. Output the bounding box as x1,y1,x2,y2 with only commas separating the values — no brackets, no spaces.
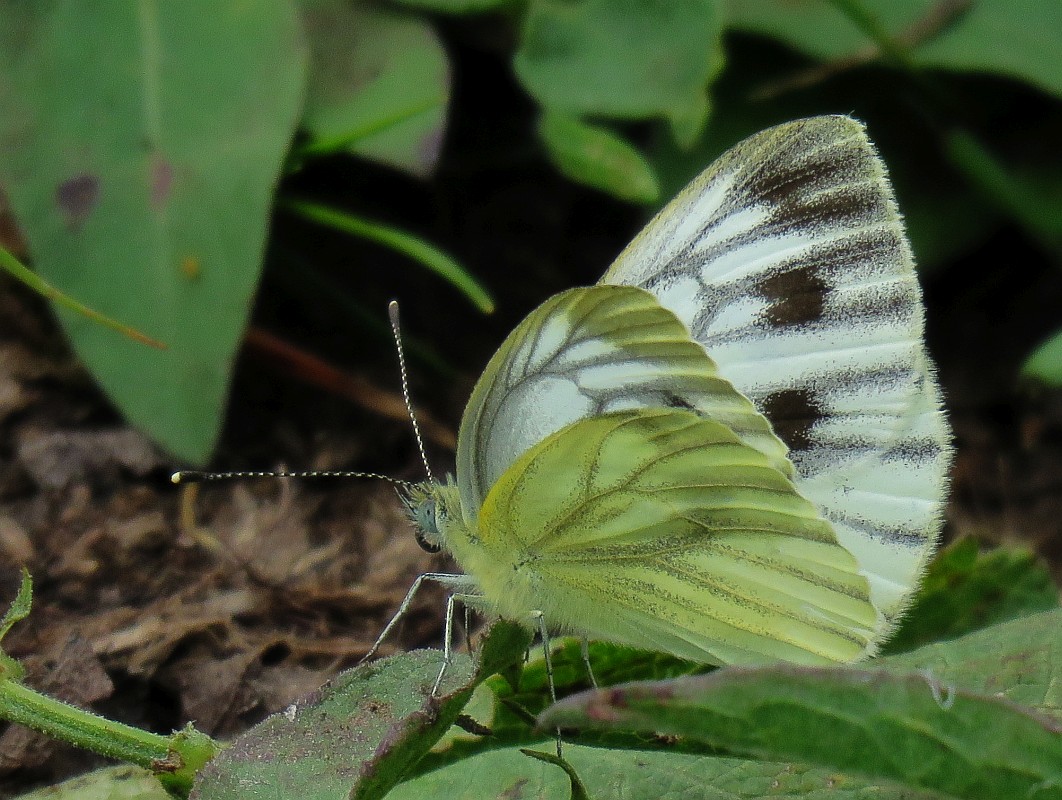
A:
0,568,32,643
520,749,592,800
514,0,723,138
885,540,1059,654
539,113,660,203
389,0,512,14
191,650,475,800
884,610,1060,716
726,0,1062,100
0,246,166,350
0,1,307,463
540,610,1062,800
191,623,532,800
298,0,450,177
1023,327,1062,386
394,743,947,800
12,765,170,800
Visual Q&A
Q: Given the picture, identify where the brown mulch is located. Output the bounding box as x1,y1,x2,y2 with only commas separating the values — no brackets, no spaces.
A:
0,279,450,795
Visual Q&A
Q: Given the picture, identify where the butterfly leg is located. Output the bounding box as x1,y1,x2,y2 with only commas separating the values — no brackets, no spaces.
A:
579,638,598,689
463,604,474,654
359,572,477,665
432,591,486,696
530,610,565,757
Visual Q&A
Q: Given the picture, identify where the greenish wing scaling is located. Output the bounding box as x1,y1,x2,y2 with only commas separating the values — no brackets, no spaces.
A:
475,409,878,665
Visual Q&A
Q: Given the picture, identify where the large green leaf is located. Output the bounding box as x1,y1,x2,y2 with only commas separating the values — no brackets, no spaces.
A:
726,0,1062,100
401,613,1061,799
298,0,450,177
0,1,307,463
514,0,723,142
884,538,1059,654
541,611,1062,800
191,650,477,800
395,743,954,800
190,622,532,800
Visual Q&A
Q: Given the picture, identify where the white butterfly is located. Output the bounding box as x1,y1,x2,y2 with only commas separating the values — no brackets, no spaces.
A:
391,115,951,670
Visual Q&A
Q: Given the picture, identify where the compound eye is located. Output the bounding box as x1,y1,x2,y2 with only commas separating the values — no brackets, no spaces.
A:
413,498,443,553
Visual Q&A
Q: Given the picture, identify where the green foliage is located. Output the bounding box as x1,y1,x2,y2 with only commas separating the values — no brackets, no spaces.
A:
0,0,465,463
297,0,449,176
287,548,1062,799
13,765,170,800
1,0,1060,459
539,113,661,203
883,538,1059,654
283,199,494,313
189,622,532,800
404,612,1062,800
514,0,722,144
0,2,308,463
542,613,1062,800
728,0,1062,98
1023,328,1062,386
5,546,1061,799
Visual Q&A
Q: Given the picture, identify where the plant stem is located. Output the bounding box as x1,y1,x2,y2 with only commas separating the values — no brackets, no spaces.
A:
0,246,167,350
827,0,917,71
281,198,495,314
0,677,219,796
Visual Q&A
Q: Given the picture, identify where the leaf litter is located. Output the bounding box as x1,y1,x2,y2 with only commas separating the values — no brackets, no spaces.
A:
0,278,450,795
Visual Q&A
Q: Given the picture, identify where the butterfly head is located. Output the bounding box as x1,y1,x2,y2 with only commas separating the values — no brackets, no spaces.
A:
400,479,462,554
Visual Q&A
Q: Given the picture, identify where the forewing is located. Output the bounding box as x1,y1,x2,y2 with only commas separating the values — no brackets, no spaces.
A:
602,116,952,620
455,285,792,525
477,409,878,665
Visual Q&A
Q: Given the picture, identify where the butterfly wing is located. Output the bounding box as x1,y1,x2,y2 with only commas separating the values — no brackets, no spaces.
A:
463,408,878,665
454,284,793,526
601,116,952,621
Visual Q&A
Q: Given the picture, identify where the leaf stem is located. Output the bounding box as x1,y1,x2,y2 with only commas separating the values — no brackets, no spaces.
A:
827,0,917,71
281,198,494,314
0,677,219,796
0,246,168,350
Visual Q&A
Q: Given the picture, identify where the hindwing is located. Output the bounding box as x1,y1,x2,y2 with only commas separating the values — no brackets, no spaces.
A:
473,409,878,665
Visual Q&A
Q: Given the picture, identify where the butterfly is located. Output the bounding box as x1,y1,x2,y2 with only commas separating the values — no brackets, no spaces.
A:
399,115,952,669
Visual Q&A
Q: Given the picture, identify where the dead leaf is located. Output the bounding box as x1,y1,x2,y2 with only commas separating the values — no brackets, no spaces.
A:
17,428,166,491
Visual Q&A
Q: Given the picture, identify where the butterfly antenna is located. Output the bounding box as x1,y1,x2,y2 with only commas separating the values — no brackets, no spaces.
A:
172,469,414,488
389,300,435,483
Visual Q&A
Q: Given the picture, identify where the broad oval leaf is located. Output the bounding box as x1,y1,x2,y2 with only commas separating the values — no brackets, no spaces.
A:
0,1,308,462
541,610,1062,800
514,0,722,141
